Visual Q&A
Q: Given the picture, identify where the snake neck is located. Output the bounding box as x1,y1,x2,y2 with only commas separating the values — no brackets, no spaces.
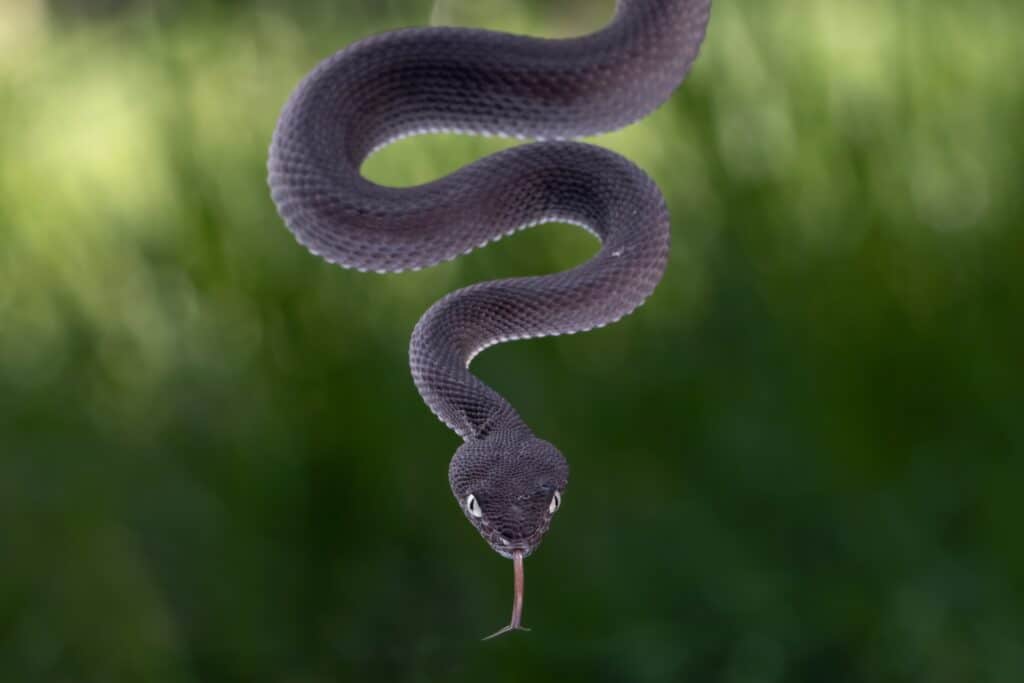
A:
408,291,528,441
410,344,527,442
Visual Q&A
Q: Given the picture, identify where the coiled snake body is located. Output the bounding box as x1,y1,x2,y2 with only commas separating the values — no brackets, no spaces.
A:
268,0,711,637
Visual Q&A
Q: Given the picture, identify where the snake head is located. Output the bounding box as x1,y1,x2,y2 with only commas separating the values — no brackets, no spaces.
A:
449,429,569,559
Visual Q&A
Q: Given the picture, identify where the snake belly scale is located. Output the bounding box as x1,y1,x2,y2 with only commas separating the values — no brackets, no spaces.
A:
268,0,711,637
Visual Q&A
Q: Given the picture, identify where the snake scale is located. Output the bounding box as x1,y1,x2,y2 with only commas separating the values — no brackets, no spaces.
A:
268,0,711,637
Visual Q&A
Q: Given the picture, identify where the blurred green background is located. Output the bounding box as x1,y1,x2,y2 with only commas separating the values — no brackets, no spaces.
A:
2,0,1022,680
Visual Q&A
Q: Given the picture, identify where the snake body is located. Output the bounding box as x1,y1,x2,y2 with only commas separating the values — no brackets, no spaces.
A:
268,0,710,635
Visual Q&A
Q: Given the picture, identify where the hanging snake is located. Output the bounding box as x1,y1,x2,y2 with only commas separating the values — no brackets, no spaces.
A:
268,0,711,638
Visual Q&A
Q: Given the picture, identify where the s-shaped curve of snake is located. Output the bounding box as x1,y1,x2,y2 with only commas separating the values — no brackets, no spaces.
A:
268,0,711,638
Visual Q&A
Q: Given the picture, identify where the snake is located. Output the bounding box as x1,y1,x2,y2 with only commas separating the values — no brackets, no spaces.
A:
268,0,711,638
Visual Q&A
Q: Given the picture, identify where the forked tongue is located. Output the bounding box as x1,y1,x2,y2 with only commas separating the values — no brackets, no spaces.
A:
482,549,530,640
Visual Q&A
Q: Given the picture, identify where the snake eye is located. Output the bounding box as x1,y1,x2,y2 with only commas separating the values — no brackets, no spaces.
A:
549,490,562,514
466,494,483,518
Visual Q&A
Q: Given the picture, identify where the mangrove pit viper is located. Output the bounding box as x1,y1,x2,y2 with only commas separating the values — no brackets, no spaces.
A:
268,0,711,638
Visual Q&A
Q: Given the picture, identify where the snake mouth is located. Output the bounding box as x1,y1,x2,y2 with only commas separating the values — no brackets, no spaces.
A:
483,520,552,559
492,542,533,560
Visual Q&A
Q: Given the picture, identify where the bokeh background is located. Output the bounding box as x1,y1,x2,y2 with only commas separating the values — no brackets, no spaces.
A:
2,0,1022,680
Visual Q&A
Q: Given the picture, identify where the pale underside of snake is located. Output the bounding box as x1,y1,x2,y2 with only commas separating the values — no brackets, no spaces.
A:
268,0,711,638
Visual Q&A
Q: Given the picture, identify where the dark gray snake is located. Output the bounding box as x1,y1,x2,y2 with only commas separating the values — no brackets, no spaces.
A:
268,0,711,637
